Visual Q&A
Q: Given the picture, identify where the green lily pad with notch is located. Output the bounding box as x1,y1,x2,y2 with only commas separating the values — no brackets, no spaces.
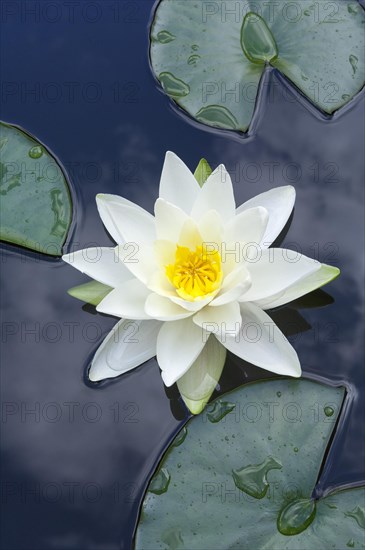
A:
150,0,365,133
135,378,365,549
0,121,72,255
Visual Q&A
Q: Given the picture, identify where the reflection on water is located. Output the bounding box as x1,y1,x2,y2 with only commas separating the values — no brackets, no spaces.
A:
1,1,364,549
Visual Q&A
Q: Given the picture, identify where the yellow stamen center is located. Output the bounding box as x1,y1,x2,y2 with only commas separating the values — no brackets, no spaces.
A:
166,245,222,301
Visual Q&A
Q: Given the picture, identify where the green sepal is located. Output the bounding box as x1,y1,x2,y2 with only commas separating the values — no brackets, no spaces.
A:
193,158,212,187
67,280,112,306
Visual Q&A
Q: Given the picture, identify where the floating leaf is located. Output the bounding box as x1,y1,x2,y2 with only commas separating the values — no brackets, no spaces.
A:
150,0,365,133
0,121,72,255
67,280,113,306
135,379,365,549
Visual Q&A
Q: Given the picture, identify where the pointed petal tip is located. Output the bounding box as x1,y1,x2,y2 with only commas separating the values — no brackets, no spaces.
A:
66,287,78,298
88,369,100,383
161,370,175,388
328,265,341,279
95,303,104,314
274,184,295,199
288,357,302,378
213,163,228,175
62,253,71,264
181,395,207,415
318,263,341,286
165,150,180,162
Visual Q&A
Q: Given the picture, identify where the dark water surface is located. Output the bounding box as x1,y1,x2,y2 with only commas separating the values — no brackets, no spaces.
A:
1,1,364,549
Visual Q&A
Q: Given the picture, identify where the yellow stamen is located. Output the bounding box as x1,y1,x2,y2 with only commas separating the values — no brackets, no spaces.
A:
166,244,222,301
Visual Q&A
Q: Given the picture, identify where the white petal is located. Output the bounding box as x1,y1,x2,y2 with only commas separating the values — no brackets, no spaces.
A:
178,218,202,249
155,198,188,242
157,318,207,386
224,206,269,246
191,165,235,221
177,335,226,415
148,269,218,312
116,243,157,285
170,294,216,312
96,278,151,319
96,194,155,245
256,264,340,310
147,270,176,297
154,240,176,268
198,209,224,245
88,319,161,381
193,302,241,337
159,151,200,214
237,186,295,247
210,265,251,306
241,249,321,303
217,302,301,377
62,247,129,288
145,293,193,321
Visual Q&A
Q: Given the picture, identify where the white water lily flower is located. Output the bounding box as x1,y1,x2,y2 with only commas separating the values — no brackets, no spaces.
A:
63,152,340,414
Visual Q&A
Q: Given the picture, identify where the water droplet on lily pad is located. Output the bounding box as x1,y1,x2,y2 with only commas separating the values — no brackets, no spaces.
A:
207,400,236,423
28,145,43,159
149,468,171,495
276,391,282,397
345,506,365,529
172,426,187,447
342,93,351,101
240,12,278,64
187,54,201,66
277,498,317,536
349,54,358,74
195,105,238,130
324,406,334,417
191,44,199,51
348,4,359,15
346,539,355,548
157,30,175,44
232,456,282,499
161,528,184,549
158,72,190,98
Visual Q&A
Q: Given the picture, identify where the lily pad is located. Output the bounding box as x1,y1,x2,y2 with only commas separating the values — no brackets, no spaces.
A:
0,121,72,255
135,379,365,549
150,0,365,132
